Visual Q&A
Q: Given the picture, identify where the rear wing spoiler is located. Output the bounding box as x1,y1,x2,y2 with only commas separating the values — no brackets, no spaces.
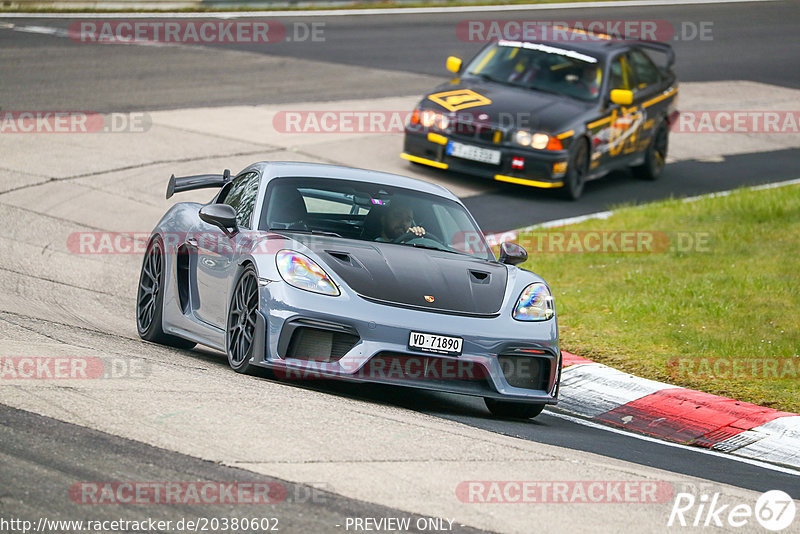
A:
636,41,676,70
166,169,231,199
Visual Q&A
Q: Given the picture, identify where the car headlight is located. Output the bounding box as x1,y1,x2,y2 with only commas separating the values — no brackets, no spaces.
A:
276,250,340,296
531,133,550,149
421,110,437,128
514,131,564,151
514,130,532,146
420,110,449,130
512,283,554,321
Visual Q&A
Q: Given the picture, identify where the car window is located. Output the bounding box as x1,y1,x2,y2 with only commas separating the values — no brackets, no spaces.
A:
628,49,662,90
608,55,634,91
299,189,369,216
465,41,602,101
261,178,494,260
220,171,260,229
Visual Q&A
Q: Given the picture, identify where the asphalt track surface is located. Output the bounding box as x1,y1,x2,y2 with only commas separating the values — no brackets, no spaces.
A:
0,405,489,534
1,1,800,531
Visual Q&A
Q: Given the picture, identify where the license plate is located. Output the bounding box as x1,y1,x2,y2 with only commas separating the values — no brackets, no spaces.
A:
447,141,501,165
408,331,463,356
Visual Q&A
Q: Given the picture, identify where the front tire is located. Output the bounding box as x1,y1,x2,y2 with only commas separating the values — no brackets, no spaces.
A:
560,139,589,200
632,122,668,181
136,238,196,349
484,398,546,419
226,265,260,374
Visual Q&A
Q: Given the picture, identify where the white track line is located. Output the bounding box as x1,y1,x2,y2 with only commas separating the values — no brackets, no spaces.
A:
545,410,800,477
0,0,779,19
526,176,800,231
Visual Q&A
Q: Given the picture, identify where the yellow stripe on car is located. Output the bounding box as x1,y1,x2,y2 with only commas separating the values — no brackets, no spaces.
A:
427,133,448,145
643,87,678,108
494,175,563,188
587,116,613,129
401,153,449,169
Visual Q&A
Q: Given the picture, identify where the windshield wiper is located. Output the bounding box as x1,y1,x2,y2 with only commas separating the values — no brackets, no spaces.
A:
270,228,343,238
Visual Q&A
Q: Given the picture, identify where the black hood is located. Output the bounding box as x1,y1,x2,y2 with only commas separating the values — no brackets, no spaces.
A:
290,235,508,316
425,79,591,132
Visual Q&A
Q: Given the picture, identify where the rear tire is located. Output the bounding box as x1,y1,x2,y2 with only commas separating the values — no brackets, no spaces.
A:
136,238,196,349
484,398,546,419
632,122,668,181
560,139,589,200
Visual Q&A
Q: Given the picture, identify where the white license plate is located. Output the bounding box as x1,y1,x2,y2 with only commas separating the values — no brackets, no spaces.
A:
447,141,501,165
408,331,463,356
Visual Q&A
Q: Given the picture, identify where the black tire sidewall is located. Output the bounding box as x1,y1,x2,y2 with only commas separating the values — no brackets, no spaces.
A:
137,238,166,339
563,139,589,200
226,265,258,373
484,398,546,419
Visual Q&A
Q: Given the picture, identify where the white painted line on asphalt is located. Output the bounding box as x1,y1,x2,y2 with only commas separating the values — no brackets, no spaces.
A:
545,410,800,477
0,0,779,18
680,176,800,203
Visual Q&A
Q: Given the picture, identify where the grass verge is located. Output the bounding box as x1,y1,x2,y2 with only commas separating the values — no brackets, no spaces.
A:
518,184,800,413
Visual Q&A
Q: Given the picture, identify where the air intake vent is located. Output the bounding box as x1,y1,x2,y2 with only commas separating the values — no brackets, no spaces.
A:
497,355,549,390
469,270,490,284
286,327,359,362
327,251,352,264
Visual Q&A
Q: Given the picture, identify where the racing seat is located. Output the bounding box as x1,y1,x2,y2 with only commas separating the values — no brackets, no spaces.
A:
268,188,308,230
360,205,386,240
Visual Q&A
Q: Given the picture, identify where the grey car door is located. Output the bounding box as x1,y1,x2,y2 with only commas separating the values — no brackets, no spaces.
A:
194,171,260,328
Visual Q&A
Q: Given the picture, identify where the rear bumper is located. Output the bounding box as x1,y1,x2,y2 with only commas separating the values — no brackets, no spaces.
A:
403,131,568,189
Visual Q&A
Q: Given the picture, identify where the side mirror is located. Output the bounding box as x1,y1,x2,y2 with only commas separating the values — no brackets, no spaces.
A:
498,242,528,266
609,89,633,106
446,56,463,74
199,204,238,236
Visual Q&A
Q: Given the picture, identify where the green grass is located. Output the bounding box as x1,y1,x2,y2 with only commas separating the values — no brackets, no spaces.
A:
0,0,625,14
518,184,800,413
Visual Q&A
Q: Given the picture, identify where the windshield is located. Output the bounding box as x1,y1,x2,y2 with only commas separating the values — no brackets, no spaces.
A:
466,41,602,101
260,178,494,261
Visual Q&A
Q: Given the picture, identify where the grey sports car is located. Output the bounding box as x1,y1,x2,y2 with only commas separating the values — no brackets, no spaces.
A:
136,162,560,418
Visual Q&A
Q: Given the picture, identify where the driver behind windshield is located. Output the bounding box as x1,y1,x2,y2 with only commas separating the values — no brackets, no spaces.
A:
376,202,426,242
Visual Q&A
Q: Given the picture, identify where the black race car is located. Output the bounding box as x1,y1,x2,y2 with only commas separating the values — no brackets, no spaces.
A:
402,29,679,199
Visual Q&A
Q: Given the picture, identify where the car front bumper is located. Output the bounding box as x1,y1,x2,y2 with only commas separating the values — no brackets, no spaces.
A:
403,130,570,189
250,281,560,405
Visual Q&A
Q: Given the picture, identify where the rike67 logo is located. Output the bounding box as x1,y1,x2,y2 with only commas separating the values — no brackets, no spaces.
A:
668,490,796,531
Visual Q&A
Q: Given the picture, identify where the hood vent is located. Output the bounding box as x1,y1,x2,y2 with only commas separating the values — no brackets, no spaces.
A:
469,270,491,284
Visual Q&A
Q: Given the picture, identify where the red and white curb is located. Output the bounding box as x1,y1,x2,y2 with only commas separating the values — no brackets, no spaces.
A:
557,352,800,469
